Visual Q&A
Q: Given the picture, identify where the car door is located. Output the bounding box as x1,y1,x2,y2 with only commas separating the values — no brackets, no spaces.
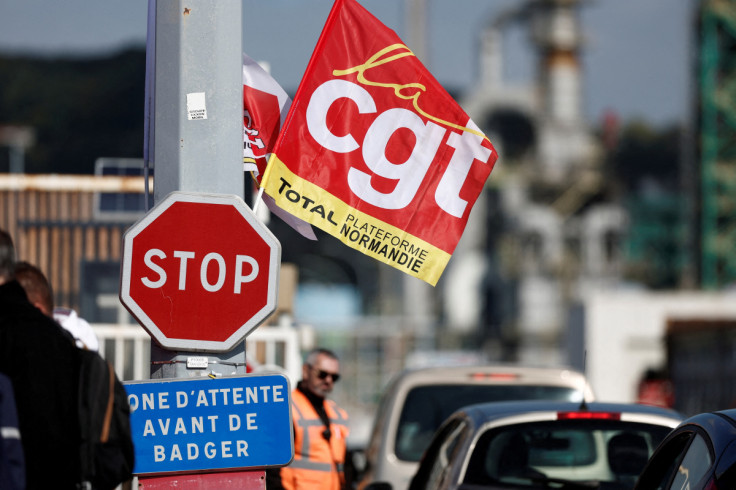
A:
635,428,714,489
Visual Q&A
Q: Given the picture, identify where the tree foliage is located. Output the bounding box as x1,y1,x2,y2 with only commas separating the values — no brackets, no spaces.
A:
609,119,682,193
0,49,145,174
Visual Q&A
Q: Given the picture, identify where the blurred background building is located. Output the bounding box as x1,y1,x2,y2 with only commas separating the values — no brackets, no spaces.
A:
3,0,736,432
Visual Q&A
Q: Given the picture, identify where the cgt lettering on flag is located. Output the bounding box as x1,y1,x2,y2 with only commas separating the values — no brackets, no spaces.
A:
306,77,491,218
261,0,498,286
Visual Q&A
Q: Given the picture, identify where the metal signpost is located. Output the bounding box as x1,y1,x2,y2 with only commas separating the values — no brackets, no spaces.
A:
143,0,249,378
118,1,289,487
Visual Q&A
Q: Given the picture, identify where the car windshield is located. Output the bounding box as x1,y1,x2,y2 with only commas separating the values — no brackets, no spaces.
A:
463,420,672,489
395,385,583,461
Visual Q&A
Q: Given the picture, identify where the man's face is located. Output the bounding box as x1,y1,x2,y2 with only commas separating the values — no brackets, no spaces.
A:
302,354,340,398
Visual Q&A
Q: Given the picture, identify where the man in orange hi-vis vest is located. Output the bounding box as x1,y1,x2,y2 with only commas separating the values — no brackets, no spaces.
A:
267,348,350,490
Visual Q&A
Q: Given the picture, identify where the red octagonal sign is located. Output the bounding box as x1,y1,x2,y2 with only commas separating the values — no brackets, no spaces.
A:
119,191,281,352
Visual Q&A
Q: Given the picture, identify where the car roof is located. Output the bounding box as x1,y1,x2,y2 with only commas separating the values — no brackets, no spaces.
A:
670,408,736,430
384,364,595,399
396,364,587,380
716,408,736,422
390,364,592,388
669,408,736,452
455,400,683,427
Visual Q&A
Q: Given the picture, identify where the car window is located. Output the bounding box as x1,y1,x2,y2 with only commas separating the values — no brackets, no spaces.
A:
529,429,597,466
425,421,467,490
409,419,468,490
395,384,582,461
635,432,693,490
462,420,672,488
669,434,712,489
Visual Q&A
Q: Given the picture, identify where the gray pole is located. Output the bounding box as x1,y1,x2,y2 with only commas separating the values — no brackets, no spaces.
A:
406,0,427,64
146,0,247,378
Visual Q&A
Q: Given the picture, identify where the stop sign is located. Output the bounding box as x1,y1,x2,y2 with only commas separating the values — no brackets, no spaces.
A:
119,191,281,352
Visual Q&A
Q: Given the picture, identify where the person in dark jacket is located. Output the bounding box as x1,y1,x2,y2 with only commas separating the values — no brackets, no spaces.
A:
13,261,54,316
14,260,100,351
0,372,24,490
0,228,81,489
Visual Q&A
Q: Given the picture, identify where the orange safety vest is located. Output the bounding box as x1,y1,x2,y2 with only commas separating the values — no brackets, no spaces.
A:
280,388,349,490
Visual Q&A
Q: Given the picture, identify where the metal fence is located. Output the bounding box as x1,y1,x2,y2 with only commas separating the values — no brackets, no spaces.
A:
92,321,303,385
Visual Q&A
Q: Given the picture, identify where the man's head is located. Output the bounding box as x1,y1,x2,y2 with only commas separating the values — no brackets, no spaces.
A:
301,348,341,399
0,228,15,285
15,261,54,316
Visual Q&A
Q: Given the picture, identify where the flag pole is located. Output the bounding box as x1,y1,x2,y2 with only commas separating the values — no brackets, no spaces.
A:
253,152,276,215
252,175,265,214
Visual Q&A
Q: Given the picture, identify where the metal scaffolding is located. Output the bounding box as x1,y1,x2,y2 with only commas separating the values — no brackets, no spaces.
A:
699,0,736,288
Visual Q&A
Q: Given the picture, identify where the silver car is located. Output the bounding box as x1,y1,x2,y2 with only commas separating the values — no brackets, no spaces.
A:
403,400,682,490
356,365,596,490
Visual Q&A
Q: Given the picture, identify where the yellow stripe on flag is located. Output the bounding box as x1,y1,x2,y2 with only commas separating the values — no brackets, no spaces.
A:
263,154,450,285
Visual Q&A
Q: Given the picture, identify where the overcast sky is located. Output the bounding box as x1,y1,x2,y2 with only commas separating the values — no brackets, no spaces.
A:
0,0,696,127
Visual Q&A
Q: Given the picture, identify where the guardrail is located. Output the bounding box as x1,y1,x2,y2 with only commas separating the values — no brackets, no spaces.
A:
91,321,303,385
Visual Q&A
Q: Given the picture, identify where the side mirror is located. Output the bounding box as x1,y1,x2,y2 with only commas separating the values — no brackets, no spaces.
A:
349,447,367,475
346,447,368,488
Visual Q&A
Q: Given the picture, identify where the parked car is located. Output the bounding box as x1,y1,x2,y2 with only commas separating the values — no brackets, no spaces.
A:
634,408,736,489
393,400,682,490
356,365,596,490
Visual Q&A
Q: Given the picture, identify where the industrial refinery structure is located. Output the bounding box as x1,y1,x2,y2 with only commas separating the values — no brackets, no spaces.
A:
439,0,626,366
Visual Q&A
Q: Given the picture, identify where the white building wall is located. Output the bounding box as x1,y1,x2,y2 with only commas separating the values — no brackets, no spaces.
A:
582,292,736,403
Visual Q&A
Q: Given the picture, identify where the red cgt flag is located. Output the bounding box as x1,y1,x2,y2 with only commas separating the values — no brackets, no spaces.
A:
242,53,316,240
262,0,497,285
242,53,290,180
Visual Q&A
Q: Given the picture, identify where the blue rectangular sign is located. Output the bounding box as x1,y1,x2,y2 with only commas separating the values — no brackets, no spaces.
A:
124,373,293,475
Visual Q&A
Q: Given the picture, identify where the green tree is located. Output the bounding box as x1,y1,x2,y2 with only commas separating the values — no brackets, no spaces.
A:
0,48,145,174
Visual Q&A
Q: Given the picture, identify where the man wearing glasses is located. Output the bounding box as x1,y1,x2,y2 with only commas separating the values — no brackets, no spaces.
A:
267,348,350,490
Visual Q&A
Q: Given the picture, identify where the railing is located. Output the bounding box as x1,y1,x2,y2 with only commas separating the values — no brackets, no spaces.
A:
94,325,150,381
91,320,303,385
